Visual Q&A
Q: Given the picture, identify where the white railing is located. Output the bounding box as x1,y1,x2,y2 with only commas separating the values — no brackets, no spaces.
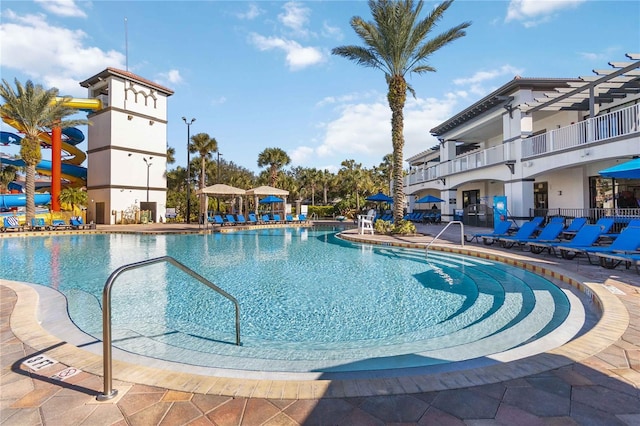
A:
406,103,639,188
522,103,640,157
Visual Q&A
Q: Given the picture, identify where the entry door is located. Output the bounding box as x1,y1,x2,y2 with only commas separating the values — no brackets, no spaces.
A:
462,190,480,208
96,202,105,224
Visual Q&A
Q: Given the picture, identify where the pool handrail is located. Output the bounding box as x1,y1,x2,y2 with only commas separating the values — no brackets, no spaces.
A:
425,221,465,257
97,256,241,401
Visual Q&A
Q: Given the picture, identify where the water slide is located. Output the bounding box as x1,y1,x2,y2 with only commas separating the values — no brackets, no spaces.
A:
1,97,101,209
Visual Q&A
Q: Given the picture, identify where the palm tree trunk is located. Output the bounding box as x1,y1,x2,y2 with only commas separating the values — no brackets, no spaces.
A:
388,76,407,223
25,164,36,223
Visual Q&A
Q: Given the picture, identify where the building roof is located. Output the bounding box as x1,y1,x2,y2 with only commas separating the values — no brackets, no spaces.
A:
430,77,579,136
79,68,174,95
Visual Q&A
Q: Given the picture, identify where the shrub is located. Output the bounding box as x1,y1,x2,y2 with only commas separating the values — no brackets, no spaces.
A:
374,220,393,234
391,220,416,235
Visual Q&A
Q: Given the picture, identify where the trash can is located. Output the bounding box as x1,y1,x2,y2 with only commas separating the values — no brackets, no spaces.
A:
453,209,464,222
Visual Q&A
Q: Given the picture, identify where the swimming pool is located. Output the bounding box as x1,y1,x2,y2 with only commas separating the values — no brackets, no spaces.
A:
0,228,585,375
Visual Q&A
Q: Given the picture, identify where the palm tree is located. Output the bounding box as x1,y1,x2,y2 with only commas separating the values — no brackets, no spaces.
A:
257,147,291,187
189,132,218,217
0,79,89,223
166,146,176,165
58,187,87,214
332,0,470,223
0,164,18,193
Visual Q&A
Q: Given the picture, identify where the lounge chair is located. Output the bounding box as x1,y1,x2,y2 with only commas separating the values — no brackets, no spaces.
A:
235,214,247,224
70,216,87,230
595,251,640,271
529,225,605,258
498,221,565,249
30,217,48,231
209,215,225,225
262,214,272,224
493,221,539,247
464,220,512,244
561,217,588,239
571,226,640,265
285,214,294,222
51,219,70,230
2,216,24,232
272,214,283,223
247,213,258,224
298,214,307,223
225,214,237,225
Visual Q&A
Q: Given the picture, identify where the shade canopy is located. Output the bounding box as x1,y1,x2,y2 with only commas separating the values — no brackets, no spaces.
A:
197,183,246,196
246,185,289,196
416,194,444,204
366,192,393,202
599,158,640,179
259,195,284,204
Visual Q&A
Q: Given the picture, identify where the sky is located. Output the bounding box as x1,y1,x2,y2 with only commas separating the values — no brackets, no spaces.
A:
1,0,639,175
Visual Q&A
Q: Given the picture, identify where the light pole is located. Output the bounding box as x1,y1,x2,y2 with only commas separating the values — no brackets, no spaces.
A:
216,152,222,213
143,157,153,202
182,117,195,223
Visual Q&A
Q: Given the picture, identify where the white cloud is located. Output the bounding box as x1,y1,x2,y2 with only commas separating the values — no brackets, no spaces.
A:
0,12,125,96
505,0,585,26
35,0,87,18
237,3,263,20
321,21,342,40
249,33,324,71
211,96,227,106
290,146,315,164
278,2,311,37
157,69,183,85
453,65,524,85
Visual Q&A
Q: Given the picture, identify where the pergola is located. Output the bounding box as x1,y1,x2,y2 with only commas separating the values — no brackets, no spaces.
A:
197,184,246,216
246,185,289,214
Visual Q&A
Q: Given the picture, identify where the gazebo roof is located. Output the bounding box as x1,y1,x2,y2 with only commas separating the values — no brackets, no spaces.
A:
246,185,289,196
196,184,246,195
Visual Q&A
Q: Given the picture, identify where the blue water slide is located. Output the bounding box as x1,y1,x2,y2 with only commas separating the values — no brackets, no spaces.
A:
0,193,51,209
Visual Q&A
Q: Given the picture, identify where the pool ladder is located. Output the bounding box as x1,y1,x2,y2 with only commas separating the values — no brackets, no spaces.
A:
425,221,465,258
97,256,241,401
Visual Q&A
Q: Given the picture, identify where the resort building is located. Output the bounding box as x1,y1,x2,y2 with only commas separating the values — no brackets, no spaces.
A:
80,68,174,224
405,54,640,227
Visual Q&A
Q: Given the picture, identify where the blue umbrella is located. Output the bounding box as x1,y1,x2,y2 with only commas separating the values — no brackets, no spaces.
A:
259,195,284,204
366,192,393,202
599,158,640,179
416,194,444,204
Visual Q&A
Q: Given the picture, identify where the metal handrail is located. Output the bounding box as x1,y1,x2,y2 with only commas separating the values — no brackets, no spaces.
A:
425,221,464,257
97,255,241,401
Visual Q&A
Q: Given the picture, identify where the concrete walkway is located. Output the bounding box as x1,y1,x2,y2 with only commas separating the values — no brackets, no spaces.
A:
1,222,639,425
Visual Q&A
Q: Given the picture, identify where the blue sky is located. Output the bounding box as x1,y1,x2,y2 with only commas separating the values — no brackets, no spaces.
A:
1,0,639,175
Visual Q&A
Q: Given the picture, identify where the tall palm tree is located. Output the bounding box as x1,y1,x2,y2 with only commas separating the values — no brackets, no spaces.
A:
332,0,470,223
0,79,89,223
257,147,291,187
189,132,218,216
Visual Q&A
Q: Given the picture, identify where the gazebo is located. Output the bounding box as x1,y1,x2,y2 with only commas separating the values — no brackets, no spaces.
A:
246,185,289,215
197,184,246,217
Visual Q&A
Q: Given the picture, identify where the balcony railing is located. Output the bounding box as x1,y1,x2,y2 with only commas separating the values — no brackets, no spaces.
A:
522,104,640,157
405,103,640,187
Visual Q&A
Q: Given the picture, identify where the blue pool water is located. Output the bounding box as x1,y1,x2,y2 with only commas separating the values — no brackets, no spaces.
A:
0,228,576,373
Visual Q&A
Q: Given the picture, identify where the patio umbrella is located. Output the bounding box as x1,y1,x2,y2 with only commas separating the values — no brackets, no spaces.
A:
259,195,284,204
599,158,640,179
366,192,393,203
415,194,444,204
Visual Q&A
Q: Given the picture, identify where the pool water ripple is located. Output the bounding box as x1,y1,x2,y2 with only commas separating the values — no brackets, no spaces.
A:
0,228,580,373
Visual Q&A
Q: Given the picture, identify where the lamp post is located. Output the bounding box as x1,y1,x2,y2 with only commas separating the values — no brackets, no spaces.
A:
216,152,223,213
182,117,195,223
143,157,153,202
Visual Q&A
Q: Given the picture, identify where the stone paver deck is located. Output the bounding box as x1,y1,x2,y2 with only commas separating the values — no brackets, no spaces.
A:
1,222,639,425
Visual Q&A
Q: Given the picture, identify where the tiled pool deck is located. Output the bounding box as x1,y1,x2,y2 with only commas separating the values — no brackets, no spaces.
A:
1,222,639,425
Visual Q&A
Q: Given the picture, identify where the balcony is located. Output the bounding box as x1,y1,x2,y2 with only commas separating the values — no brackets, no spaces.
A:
405,103,640,187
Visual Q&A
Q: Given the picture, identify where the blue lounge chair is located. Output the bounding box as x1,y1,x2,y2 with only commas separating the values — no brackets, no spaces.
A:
235,214,247,224
262,214,272,223
51,219,70,230
272,214,283,223
575,226,640,265
596,251,640,271
285,214,294,222
464,220,512,244
298,214,307,222
247,213,258,224
70,216,86,230
225,214,237,225
209,215,225,225
494,221,539,247
499,221,565,249
30,217,48,231
2,216,24,232
529,225,606,258
561,217,588,239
